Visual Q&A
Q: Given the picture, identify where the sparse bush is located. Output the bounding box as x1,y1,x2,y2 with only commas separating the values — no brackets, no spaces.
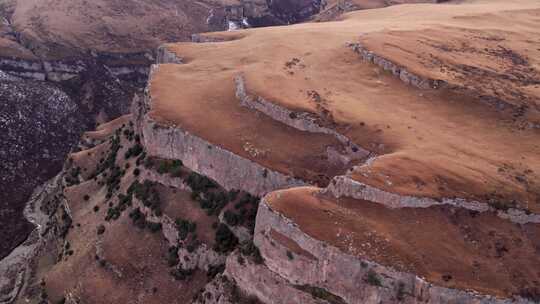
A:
519,287,540,302
97,225,106,235
129,208,147,229
146,221,162,233
286,250,294,260
207,264,225,278
176,218,196,240
214,223,238,253
170,267,194,281
185,172,217,193
224,210,240,226
167,246,179,267
136,152,147,166
365,270,382,286
239,241,263,264
65,166,81,186
83,194,90,201
130,180,162,216
396,282,406,301
294,285,346,304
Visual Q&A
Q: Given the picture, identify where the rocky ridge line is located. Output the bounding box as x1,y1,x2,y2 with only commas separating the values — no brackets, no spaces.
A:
325,174,540,224
348,41,540,130
135,45,538,303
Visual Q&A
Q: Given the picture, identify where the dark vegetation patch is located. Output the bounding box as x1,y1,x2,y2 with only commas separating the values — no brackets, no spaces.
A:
127,207,162,233
227,192,260,233
365,269,382,286
214,223,238,253
239,241,264,264
170,267,195,281
294,285,347,304
207,263,226,279
176,218,197,241
130,180,162,216
96,224,106,235
65,165,81,186
167,246,180,267
144,157,184,177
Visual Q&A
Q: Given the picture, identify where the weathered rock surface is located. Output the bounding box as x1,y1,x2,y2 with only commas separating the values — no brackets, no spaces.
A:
140,114,307,197
325,175,540,224
247,197,535,304
0,78,81,259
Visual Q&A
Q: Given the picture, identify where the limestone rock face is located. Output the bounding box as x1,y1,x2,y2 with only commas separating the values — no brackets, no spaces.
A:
247,199,534,304
140,115,307,197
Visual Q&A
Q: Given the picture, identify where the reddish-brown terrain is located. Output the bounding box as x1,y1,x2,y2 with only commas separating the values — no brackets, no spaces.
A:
2,0,540,304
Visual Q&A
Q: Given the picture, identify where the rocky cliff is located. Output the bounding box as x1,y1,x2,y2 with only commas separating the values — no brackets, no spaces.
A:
132,1,540,302
0,0,337,262
3,1,540,304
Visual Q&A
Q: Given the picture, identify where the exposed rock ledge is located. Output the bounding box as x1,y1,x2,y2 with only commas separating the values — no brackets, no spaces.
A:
140,114,306,197
135,75,306,196
234,74,371,164
0,56,149,82
348,42,517,113
324,175,540,224
249,198,533,304
156,46,184,64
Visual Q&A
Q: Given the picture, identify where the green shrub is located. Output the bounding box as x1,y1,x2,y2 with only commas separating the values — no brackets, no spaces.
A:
147,221,163,233
97,225,106,235
365,270,382,286
167,246,179,267
176,218,196,240
214,224,238,253
131,180,162,216
396,282,406,301
286,250,294,260
239,241,263,264
224,210,240,226
185,172,217,192
129,208,147,229
294,285,346,304
170,267,194,281
207,264,225,278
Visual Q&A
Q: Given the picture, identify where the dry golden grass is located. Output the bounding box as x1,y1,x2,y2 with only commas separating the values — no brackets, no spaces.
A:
266,187,540,297
151,0,540,212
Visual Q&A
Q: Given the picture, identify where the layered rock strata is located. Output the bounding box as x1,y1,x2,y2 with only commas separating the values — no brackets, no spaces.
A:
247,197,535,304
325,175,540,224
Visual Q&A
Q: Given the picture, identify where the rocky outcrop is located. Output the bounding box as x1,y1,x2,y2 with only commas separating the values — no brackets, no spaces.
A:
140,115,306,197
348,42,518,113
248,198,534,304
235,74,371,164
205,0,326,30
223,252,327,304
136,66,306,196
191,34,232,43
325,175,540,224
0,56,149,83
348,42,446,90
156,46,183,64
132,196,226,273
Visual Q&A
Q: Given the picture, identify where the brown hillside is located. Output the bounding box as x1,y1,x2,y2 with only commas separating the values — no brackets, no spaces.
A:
151,0,540,212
